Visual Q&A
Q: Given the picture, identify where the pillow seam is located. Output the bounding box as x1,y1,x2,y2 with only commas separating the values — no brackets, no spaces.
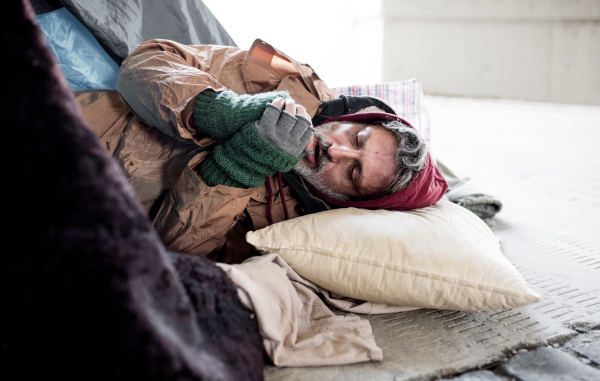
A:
273,246,539,302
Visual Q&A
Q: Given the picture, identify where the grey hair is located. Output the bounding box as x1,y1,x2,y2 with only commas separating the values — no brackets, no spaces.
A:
375,119,428,196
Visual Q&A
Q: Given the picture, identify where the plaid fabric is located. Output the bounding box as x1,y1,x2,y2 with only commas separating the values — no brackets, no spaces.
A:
332,78,431,148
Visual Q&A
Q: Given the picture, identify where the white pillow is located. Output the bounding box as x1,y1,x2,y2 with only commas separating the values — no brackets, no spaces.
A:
246,199,543,311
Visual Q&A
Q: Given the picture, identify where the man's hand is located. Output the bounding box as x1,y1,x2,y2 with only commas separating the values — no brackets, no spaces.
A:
271,97,310,119
198,97,315,189
255,97,315,158
193,90,292,140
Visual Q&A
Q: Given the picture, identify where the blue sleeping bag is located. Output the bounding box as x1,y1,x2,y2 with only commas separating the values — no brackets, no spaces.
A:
36,8,119,91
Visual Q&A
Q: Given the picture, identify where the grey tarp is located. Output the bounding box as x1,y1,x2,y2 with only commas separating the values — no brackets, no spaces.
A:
59,0,237,63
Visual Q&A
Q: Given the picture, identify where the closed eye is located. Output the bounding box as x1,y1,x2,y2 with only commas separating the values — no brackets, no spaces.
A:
356,127,371,149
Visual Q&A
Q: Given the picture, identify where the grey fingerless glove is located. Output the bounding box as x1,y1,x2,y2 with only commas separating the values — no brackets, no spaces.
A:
254,103,315,157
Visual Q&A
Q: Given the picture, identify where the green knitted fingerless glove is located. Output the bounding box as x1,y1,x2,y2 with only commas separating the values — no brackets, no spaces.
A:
193,90,292,140
199,122,302,188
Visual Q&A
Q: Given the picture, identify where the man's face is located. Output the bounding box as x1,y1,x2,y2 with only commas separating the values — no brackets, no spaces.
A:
294,122,398,200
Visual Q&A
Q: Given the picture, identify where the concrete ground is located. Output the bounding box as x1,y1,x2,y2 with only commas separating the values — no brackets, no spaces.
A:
264,96,600,380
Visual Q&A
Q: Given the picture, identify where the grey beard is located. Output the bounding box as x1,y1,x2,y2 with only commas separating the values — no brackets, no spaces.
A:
293,133,349,201
293,164,349,201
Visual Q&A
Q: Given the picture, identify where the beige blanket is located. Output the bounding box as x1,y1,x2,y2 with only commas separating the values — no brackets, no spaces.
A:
217,254,418,367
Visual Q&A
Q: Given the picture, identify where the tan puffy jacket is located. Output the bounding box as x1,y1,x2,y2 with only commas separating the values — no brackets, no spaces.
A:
76,39,337,263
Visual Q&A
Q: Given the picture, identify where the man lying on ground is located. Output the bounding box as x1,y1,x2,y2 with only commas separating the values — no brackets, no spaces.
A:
78,38,448,264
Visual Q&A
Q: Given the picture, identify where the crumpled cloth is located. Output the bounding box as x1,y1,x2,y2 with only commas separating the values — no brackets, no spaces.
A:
453,193,503,220
436,159,503,220
217,254,417,367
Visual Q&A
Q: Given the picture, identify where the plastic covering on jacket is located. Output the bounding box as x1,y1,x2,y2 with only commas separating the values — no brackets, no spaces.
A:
36,8,119,91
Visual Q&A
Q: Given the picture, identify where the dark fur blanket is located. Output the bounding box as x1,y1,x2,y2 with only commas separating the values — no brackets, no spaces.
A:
0,1,262,380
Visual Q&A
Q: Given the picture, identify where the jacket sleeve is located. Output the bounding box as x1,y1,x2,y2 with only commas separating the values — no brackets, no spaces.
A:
116,39,246,144
153,152,256,256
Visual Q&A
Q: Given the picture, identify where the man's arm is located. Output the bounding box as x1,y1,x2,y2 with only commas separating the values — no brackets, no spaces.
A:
117,39,243,144
117,39,309,146
153,97,314,256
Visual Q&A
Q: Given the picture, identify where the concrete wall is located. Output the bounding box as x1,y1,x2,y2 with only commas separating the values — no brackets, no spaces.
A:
350,0,385,86
381,0,600,105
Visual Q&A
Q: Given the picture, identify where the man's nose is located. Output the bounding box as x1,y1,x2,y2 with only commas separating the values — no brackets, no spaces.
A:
325,144,359,162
